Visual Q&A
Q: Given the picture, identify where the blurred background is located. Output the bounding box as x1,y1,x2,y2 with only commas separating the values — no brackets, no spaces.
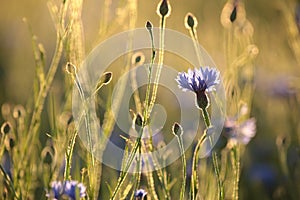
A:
0,0,300,199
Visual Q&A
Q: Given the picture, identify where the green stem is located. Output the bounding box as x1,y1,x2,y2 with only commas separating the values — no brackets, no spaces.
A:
110,128,143,200
148,16,166,116
131,144,142,199
177,135,186,200
190,28,203,66
143,27,156,148
76,74,95,166
64,128,79,181
202,108,211,128
203,109,223,200
0,164,21,200
22,30,64,164
212,151,224,200
231,146,240,200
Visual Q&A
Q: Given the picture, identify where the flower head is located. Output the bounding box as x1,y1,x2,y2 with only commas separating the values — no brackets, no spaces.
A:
177,67,220,93
64,180,86,200
224,117,256,147
176,66,220,109
135,189,147,199
46,181,64,199
46,180,86,200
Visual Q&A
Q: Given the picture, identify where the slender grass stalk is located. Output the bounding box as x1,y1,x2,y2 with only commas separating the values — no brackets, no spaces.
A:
66,63,95,167
130,53,144,113
191,108,224,200
178,135,186,200
144,21,156,148
130,143,142,199
0,164,21,200
64,128,78,181
145,156,159,200
212,151,224,200
185,13,203,66
21,0,70,165
172,122,186,200
110,127,144,200
148,0,171,116
153,155,171,199
230,146,240,200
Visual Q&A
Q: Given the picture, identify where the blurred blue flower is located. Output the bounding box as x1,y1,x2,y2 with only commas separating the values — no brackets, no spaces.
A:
176,67,220,93
269,76,296,98
224,117,256,146
64,180,86,200
135,189,147,199
46,181,64,199
46,180,86,200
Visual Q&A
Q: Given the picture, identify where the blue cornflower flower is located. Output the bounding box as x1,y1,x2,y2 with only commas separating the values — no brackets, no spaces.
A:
46,180,86,200
135,189,147,199
176,66,220,109
64,180,86,200
46,181,64,199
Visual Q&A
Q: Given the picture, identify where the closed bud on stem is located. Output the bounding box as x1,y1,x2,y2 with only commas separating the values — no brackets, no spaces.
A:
230,6,237,22
134,113,144,134
196,91,210,110
157,0,171,18
131,52,145,66
1,122,12,135
13,105,26,119
172,122,183,137
100,72,113,85
42,148,53,165
65,62,77,75
94,72,113,95
146,21,153,31
184,13,198,30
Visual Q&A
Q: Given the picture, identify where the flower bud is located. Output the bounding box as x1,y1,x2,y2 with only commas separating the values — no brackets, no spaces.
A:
100,72,113,85
184,13,198,30
230,6,237,22
157,0,171,18
65,62,77,75
131,52,145,66
146,21,153,31
172,122,183,137
196,91,210,110
13,105,26,119
134,113,143,134
1,122,12,135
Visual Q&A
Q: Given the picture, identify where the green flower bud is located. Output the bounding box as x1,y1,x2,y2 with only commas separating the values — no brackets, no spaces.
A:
172,122,183,137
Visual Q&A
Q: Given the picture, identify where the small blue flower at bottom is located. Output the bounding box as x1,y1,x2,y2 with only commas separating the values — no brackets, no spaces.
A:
47,181,64,199
135,189,147,200
176,66,220,109
46,180,86,200
64,181,86,200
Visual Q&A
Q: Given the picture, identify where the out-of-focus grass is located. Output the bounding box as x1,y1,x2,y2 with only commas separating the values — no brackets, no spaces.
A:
0,0,299,199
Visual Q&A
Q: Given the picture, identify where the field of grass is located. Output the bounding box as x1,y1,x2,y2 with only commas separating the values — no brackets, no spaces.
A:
0,0,300,199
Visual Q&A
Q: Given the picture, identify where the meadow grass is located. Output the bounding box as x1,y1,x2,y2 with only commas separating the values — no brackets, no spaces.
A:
0,0,300,199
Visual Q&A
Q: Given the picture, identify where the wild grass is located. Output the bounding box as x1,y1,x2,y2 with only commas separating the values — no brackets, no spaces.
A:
0,0,300,199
